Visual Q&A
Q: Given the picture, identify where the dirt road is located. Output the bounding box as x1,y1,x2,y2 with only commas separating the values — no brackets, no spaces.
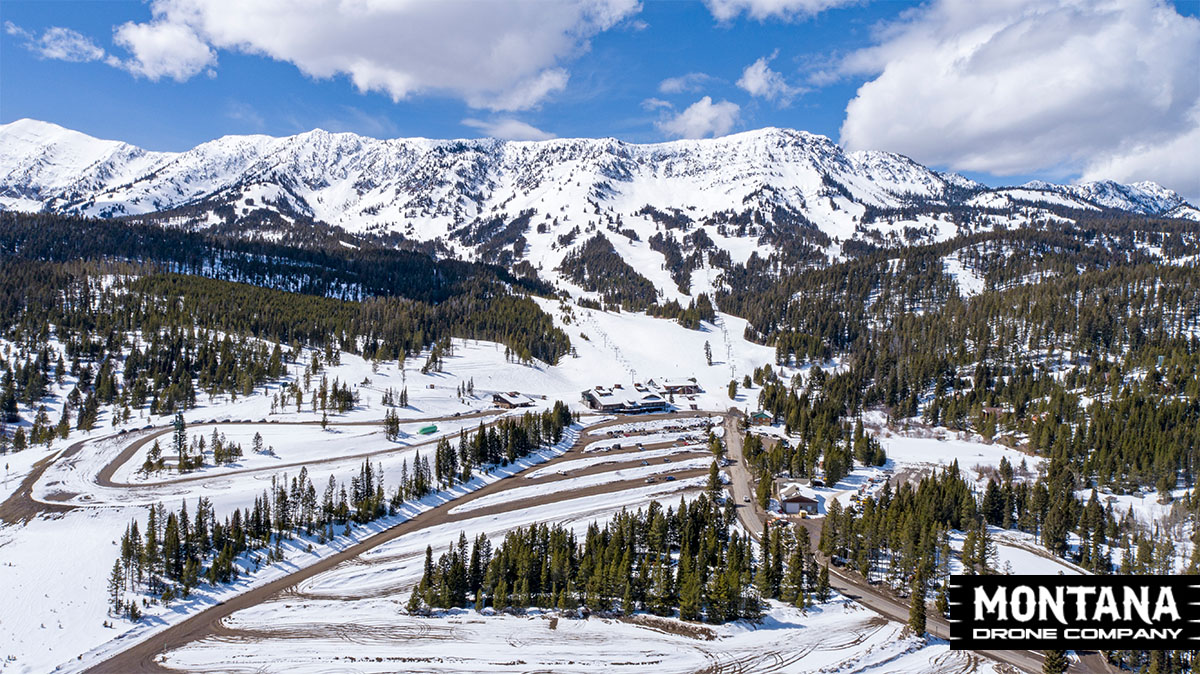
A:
720,412,1104,675
86,412,714,673
2,409,502,524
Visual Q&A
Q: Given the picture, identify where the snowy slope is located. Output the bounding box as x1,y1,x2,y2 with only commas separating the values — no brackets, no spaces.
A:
2,119,1196,295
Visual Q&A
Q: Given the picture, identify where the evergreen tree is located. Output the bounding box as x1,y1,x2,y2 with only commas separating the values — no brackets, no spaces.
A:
908,566,927,635
1041,649,1068,674
107,560,124,615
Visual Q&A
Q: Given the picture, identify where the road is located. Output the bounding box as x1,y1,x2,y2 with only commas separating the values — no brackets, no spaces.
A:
721,411,1113,674
38,408,1115,673
86,411,714,673
1,409,498,524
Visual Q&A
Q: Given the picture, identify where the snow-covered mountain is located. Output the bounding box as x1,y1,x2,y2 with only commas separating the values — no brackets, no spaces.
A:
2,118,1196,299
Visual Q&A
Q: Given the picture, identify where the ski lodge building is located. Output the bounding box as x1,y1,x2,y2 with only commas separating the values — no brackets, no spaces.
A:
492,392,535,409
581,383,670,414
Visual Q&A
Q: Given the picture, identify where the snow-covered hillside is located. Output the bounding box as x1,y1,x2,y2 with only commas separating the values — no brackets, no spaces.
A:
2,118,1197,296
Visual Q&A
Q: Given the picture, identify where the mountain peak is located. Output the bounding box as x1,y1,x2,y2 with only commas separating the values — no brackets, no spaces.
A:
2,119,1195,251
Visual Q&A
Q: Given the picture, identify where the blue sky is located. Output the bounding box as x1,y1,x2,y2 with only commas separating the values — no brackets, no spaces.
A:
2,0,1199,197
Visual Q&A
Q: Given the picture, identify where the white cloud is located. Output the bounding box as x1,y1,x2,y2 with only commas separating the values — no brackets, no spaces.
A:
462,118,557,141
468,69,570,112
1080,106,1200,203
837,0,1200,197
705,0,859,21
225,100,265,130
658,72,714,94
657,96,740,138
107,0,640,110
737,52,802,105
641,97,673,110
5,22,107,62
113,20,216,81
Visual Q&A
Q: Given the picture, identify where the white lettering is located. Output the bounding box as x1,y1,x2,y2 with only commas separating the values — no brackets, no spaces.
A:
1153,587,1180,622
975,586,1007,621
1094,586,1119,621
1065,586,1096,620
1039,586,1067,624
1012,586,1036,622
1123,586,1152,625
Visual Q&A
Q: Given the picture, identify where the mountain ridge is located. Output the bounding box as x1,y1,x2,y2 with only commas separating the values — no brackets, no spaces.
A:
2,118,1196,301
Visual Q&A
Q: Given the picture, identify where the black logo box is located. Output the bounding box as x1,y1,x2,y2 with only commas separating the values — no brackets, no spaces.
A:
948,575,1198,650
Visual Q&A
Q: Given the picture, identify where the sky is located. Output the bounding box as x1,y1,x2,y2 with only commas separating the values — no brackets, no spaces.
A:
2,0,1198,199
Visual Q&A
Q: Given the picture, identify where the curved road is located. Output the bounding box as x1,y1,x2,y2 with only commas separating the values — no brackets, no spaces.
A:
1,410,497,524
17,408,1111,673
85,411,714,673
723,412,1115,674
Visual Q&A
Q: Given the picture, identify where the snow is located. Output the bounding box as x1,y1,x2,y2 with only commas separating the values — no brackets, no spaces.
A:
583,431,704,453
870,421,1042,489
527,444,706,478
1078,486,1190,528
156,598,998,674
106,419,498,487
3,119,1191,304
943,254,986,298
0,304,773,672
947,527,1084,577
449,464,710,515
116,444,999,675
2,421,582,674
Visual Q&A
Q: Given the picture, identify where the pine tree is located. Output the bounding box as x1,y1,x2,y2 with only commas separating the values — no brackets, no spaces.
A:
756,476,771,510
679,560,702,621
172,413,186,458
1041,649,1068,673
107,560,124,614
908,566,927,635
816,564,830,602
706,461,721,498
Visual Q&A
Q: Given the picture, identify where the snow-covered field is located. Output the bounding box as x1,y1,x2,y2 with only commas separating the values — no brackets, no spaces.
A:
528,444,705,478
948,527,1084,577
0,303,792,674
449,462,710,515
0,300,1091,674
159,600,999,674
2,425,581,674
142,454,998,675
107,419,495,486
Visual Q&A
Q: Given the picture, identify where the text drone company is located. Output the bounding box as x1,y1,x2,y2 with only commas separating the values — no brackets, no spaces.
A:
949,576,1198,650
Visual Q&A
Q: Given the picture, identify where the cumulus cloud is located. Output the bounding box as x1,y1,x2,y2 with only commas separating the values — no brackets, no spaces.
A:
105,0,640,110
705,0,859,21
658,72,714,94
837,0,1200,197
1080,107,1200,203
657,96,740,138
737,52,802,105
113,20,216,81
5,22,107,62
462,118,557,141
